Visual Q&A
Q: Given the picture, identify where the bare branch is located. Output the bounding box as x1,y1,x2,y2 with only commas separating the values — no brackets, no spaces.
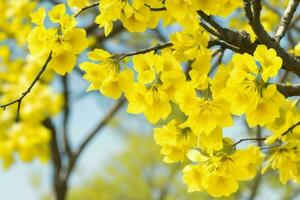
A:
275,0,300,42
247,173,262,200
74,2,100,17
200,22,222,37
276,83,300,97
208,39,241,53
282,121,300,137
233,137,267,147
65,98,126,181
0,52,52,121
243,0,273,45
61,75,72,156
198,9,300,76
118,42,173,61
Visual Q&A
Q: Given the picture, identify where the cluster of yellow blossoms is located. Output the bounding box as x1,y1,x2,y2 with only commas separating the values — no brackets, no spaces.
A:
0,44,62,168
2,0,300,198
0,0,36,45
96,0,241,35
80,38,298,197
183,144,263,197
28,4,88,75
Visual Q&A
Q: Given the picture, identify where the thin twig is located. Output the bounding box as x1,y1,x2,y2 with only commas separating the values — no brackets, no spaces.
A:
281,121,300,137
233,137,267,147
118,42,173,61
74,2,100,17
0,52,52,121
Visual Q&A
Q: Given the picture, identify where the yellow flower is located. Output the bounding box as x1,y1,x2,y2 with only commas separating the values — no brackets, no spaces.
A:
0,140,14,169
120,3,152,32
185,97,232,134
154,120,196,163
68,0,90,9
170,29,210,62
266,100,300,144
292,42,300,56
126,51,185,124
9,122,51,163
165,0,197,21
30,7,46,26
132,51,159,84
48,4,66,23
224,48,285,126
95,0,124,36
245,84,285,127
262,140,300,184
96,0,160,34
254,45,282,82
183,145,263,197
126,83,171,123
28,6,88,75
197,127,223,156
48,28,88,75
100,69,134,99
80,49,134,99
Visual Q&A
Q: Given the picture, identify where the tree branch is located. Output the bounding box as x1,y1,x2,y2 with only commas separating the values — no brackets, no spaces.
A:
233,137,267,147
65,98,126,181
0,52,52,121
61,75,72,156
275,0,300,42
118,42,173,61
0,2,104,121
198,9,300,76
282,121,300,137
43,118,65,200
74,2,100,17
276,83,300,97
247,173,262,200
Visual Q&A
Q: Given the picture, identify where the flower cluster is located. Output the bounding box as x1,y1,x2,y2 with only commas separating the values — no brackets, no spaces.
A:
28,4,88,75
2,0,300,198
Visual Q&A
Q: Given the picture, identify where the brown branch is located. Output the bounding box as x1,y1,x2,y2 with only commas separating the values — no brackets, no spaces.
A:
65,98,126,181
197,10,226,34
208,39,241,53
0,52,52,121
247,173,262,200
210,48,225,74
0,0,100,121
61,75,72,156
275,0,300,42
146,5,167,11
243,0,273,45
118,42,173,61
233,137,267,147
200,22,222,37
43,118,66,200
281,121,300,137
256,126,263,147
276,83,300,97
198,9,300,76
74,2,100,17
117,39,240,62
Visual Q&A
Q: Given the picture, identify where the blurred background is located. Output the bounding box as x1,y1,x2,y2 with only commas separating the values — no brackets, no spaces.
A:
1,0,300,199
